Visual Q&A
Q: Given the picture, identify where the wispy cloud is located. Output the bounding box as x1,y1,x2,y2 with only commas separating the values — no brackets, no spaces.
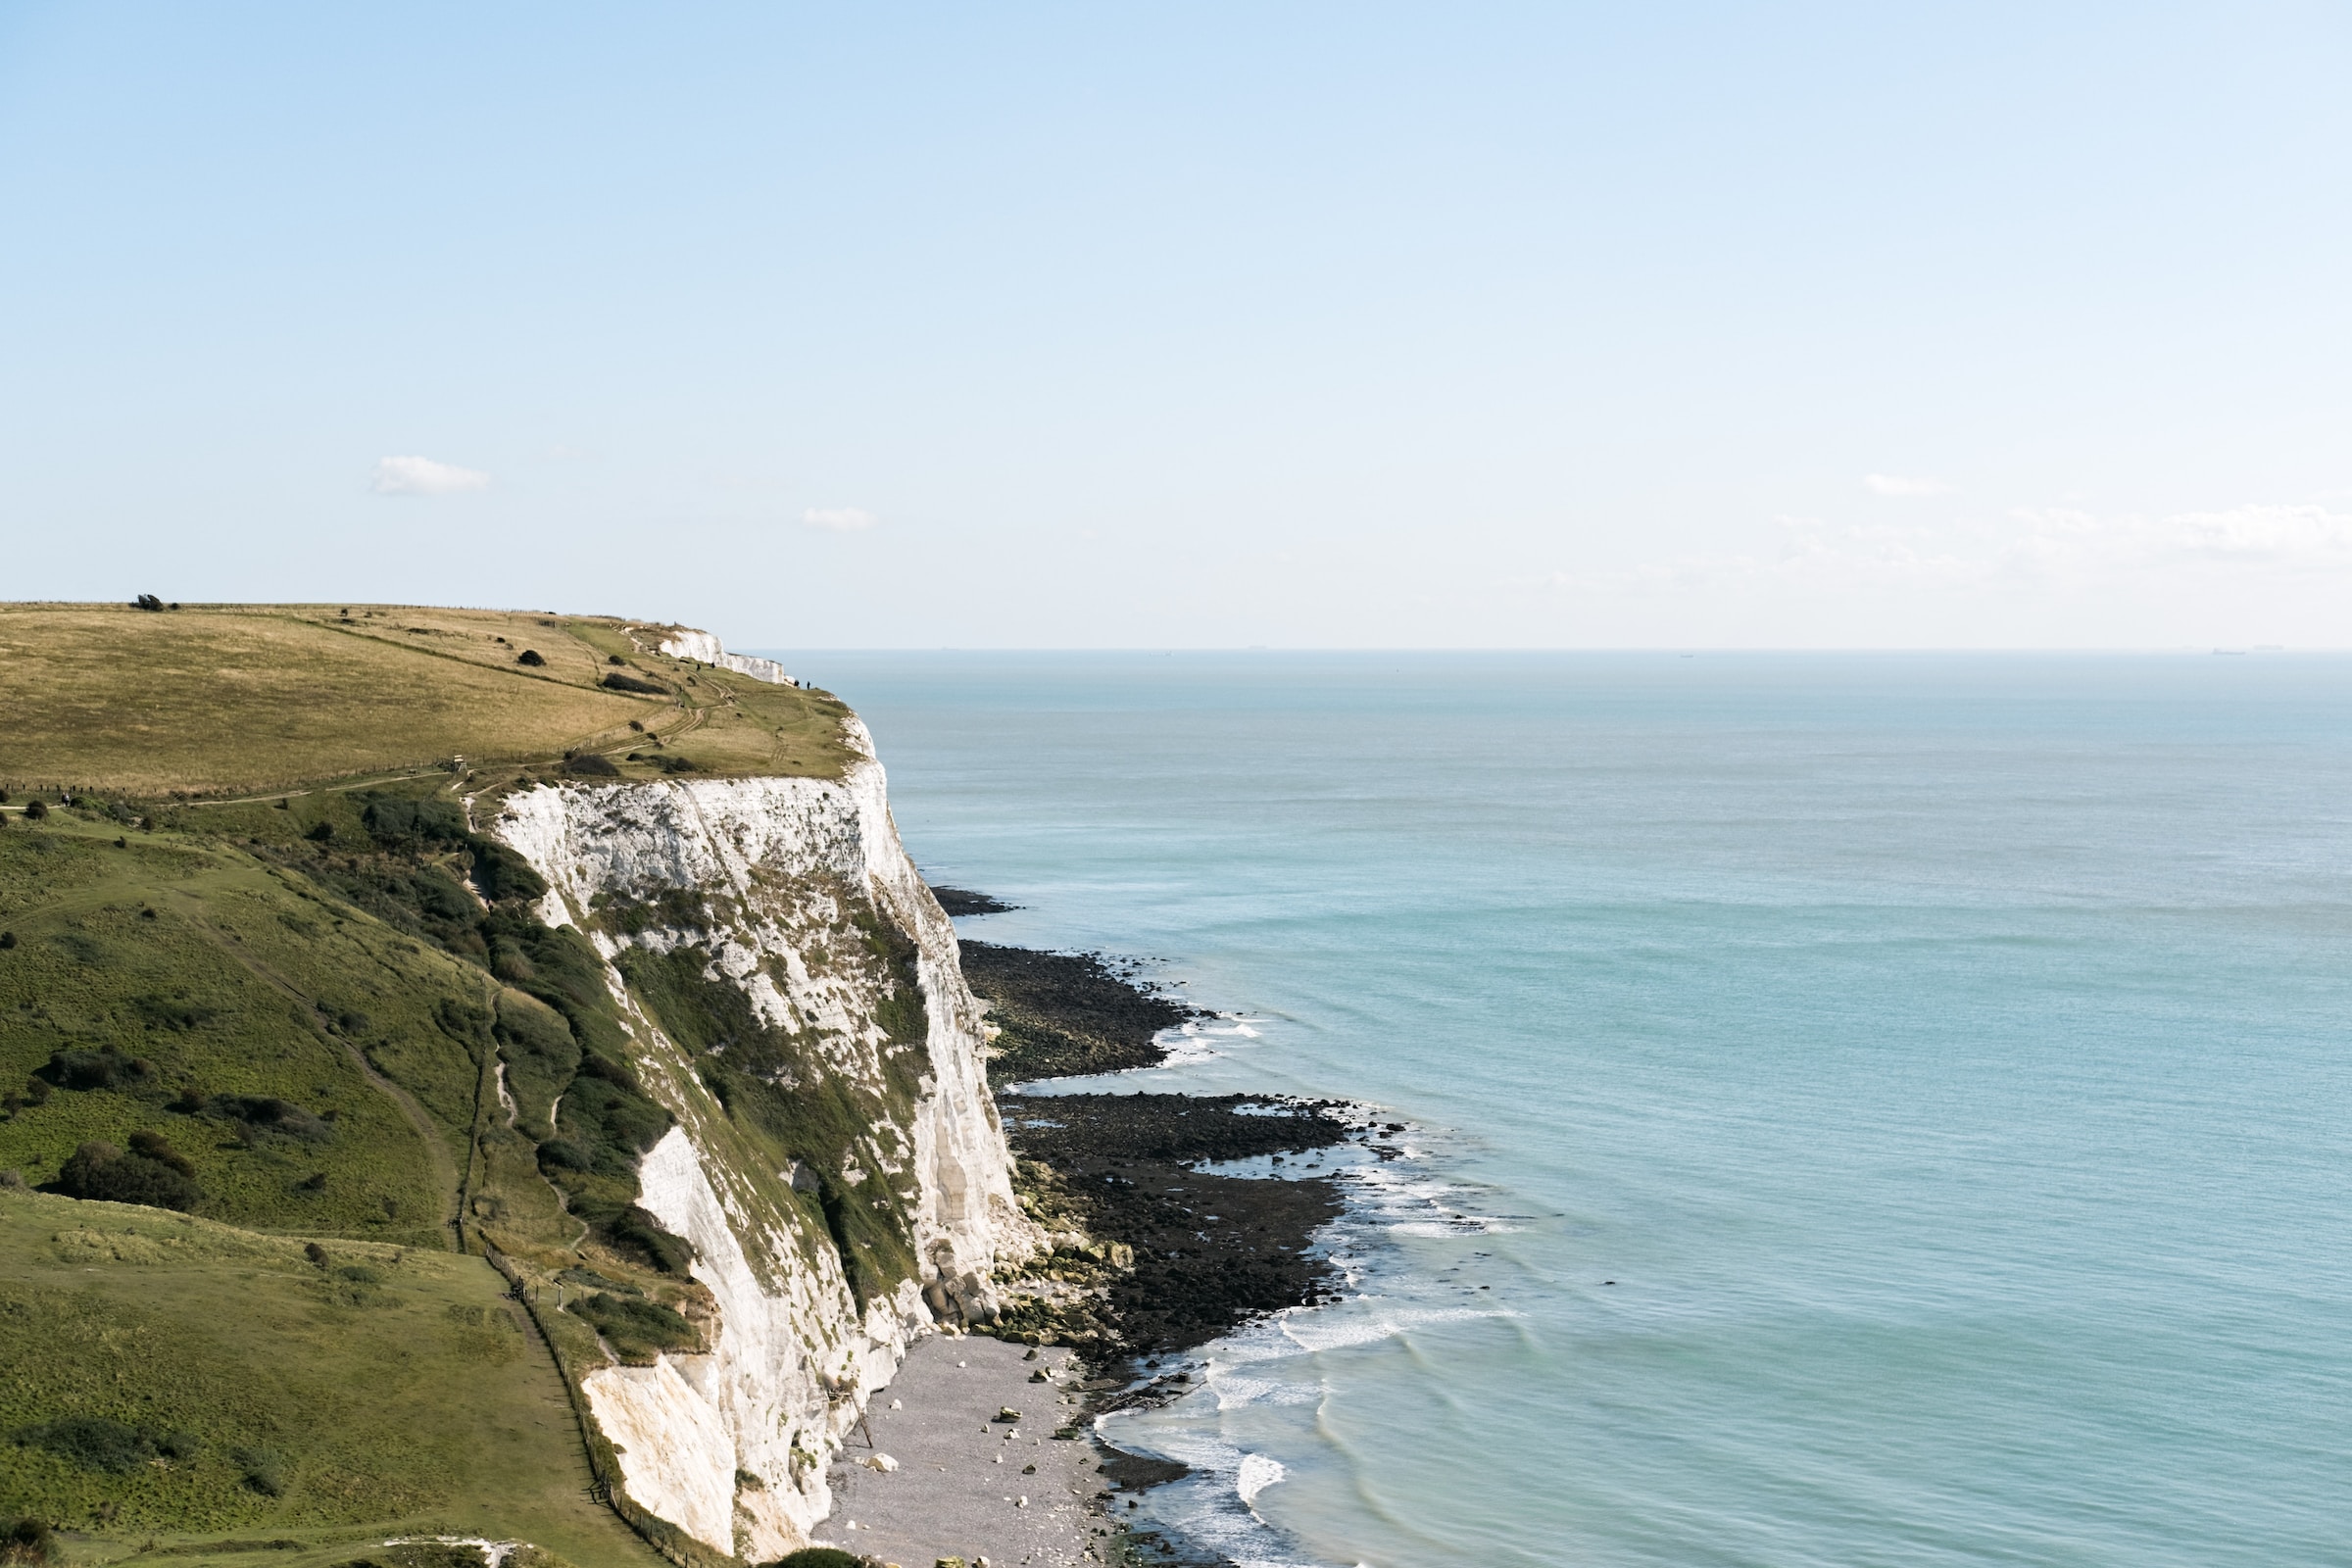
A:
369,455,490,496
802,507,878,531
1864,473,1950,497
1549,502,2352,596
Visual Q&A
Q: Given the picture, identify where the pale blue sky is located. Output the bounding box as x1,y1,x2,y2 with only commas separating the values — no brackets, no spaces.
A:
4,3,2348,647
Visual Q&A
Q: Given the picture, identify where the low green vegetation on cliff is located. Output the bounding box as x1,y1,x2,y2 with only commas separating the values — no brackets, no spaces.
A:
0,605,900,1567
0,602,857,799
0,1192,659,1568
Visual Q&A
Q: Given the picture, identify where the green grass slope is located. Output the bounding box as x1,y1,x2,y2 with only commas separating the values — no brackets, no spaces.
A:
0,603,858,798
0,605,875,1568
0,1190,662,1568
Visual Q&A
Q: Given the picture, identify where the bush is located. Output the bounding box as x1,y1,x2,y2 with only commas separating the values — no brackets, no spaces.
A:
600,671,667,695
230,1444,285,1495
52,1141,202,1210
205,1094,333,1145
132,994,218,1031
562,753,620,777
600,1204,696,1276
126,1129,195,1176
361,793,467,845
565,1291,701,1364
41,1047,155,1091
467,836,548,902
0,1516,55,1564
515,650,545,666
762,1550,861,1568
658,756,698,774
22,801,46,821
15,1415,154,1472
132,593,166,612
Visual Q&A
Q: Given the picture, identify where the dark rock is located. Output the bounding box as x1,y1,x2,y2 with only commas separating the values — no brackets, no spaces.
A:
929,885,1019,916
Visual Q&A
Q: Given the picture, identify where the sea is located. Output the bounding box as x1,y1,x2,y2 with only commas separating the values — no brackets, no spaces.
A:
762,651,2352,1568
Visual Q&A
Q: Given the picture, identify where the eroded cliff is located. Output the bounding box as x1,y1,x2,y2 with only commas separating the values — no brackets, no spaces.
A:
491,720,1038,1560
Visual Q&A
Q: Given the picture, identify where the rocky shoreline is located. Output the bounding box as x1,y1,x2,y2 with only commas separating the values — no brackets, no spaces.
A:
935,890,1391,1567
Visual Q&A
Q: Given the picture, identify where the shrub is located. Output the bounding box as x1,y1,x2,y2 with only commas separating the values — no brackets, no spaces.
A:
22,801,46,821
515,650,545,666
533,1139,592,1172
41,1047,156,1091
361,793,467,845
600,671,667,695
658,756,698,774
15,1415,154,1472
205,1094,333,1145
565,1291,701,1364
600,1205,695,1275
467,837,548,903
126,1130,195,1176
0,933,14,951
132,994,218,1031
562,753,620,777
763,1550,861,1568
132,593,165,612
608,654,625,664
230,1444,285,1495
1,1516,56,1564
52,1141,202,1210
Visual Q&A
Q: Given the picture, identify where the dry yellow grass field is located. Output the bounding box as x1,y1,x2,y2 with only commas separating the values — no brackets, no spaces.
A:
0,603,855,797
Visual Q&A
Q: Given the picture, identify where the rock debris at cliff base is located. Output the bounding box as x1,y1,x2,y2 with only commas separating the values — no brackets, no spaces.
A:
956,942,1202,1082
823,1336,1120,1568
998,1092,1351,1357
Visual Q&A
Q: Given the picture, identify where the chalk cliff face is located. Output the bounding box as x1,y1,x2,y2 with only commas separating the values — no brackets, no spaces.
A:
652,627,797,687
493,720,1035,1558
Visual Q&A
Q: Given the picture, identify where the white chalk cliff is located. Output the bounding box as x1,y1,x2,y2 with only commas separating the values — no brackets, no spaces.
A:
650,627,797,687
493,709,1036,1559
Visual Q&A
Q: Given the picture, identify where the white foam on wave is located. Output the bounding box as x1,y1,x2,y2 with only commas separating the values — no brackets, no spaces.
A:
1236,1452,1288,1506
1332,1150,1529,1237
1277,1302,1516,1355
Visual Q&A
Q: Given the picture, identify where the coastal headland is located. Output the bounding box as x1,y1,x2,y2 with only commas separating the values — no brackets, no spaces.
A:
0,603,1376,1568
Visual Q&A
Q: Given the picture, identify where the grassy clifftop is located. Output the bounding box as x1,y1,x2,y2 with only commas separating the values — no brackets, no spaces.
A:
0,605,875,1568
0,604,856,798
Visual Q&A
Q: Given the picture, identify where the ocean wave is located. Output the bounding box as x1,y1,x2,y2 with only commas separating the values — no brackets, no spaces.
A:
1276,1302,1517,1355
1237,1452,1287,1505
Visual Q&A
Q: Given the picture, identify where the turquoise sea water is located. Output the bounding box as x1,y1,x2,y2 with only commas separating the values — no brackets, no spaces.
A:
770,652,2352,1568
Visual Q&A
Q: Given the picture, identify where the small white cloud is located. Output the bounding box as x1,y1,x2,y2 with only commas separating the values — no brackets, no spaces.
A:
1864,473,1950,497
369,455,491,496
802,507,878,531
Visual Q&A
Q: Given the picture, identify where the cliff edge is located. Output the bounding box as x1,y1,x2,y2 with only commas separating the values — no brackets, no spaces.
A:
0,605,1038,1567
493,722,1038,1557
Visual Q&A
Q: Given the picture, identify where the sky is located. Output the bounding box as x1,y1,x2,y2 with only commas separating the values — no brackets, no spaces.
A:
3,2,2349,648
